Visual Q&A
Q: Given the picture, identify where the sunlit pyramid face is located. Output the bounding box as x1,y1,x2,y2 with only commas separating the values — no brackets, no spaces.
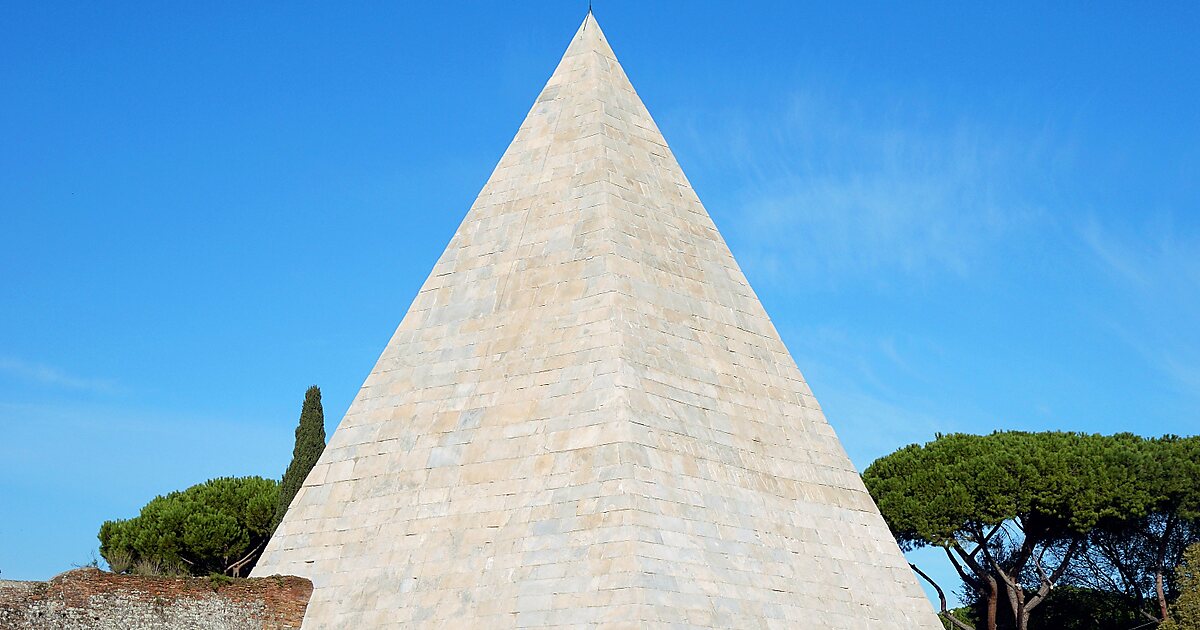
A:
254,13,941,629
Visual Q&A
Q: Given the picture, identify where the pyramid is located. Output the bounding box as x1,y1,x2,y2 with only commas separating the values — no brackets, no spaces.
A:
253,13,940,629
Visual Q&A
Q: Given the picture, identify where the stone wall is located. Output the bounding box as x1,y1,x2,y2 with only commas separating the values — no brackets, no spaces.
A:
0,568,311,629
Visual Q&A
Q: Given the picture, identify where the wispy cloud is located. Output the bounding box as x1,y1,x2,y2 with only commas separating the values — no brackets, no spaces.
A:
1080,215,1200,288
1079,219,1152,286
1079,216,1200,396
675,92,1066,286
779,323,967,465
826,386,953,468
0,357,119,394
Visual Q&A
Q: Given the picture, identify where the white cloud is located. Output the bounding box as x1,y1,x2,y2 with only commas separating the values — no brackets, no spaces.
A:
1079,216,1200,397
0,357,119,394
674,92,1062,286
780,324,967,466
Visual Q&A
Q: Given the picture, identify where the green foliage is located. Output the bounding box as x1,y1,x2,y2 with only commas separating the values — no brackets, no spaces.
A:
1028,586,1145,630
1150,436,1200,519
864,432,1199,630
104,547,134,574
952,587,1144,630
941,606,979,629
863,432,1152,550
272,385,327,531
98,476,278,577
207,572,235,591
1164,543,1200,630
1078,436,1200,619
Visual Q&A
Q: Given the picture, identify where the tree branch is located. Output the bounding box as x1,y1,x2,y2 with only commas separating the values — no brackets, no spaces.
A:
1026,537,1084,614
945,547,974,584
224,543,264,578
1048,537,1082,585
951,540,989,580
911,563,976,630
975,527,1019,592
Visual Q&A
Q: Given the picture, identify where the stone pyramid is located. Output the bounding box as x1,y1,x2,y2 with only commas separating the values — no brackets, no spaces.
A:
253,13,940,629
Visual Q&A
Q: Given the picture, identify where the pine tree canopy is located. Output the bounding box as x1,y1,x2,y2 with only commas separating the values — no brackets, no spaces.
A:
863,432,1200,630
98,475,278,577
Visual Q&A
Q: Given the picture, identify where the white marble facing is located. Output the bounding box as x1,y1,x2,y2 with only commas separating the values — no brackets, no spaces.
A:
252,13,941,629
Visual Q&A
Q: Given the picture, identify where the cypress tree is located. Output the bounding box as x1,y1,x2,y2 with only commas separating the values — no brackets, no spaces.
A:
272,385,326,531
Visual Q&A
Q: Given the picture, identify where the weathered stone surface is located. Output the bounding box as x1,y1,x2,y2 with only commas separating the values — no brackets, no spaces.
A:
253,12,941,629
0,568,311,630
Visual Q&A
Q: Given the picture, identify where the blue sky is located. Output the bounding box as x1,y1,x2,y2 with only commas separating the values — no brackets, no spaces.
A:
1,1,1197,605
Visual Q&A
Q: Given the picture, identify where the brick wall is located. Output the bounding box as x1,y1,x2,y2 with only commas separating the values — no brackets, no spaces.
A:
0,568,311,630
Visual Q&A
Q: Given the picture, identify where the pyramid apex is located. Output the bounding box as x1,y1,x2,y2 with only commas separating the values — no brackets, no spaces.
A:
565,8,613,59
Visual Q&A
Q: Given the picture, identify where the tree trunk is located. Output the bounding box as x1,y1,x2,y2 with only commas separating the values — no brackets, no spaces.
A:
1158,570,1170,622
1157,513,1178,622
985,576,999,630
1009,583,1027,630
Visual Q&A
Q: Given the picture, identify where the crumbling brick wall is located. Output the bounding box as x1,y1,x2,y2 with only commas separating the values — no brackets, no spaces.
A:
0,568,311,630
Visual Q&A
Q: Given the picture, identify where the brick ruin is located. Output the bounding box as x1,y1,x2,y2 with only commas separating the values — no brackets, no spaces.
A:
0,568,311,630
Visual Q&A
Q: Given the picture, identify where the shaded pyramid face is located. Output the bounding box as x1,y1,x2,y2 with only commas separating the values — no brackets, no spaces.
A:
254,14,940,629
